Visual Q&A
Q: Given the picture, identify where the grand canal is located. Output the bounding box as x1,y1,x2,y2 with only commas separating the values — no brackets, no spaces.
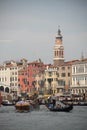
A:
0,105,87,130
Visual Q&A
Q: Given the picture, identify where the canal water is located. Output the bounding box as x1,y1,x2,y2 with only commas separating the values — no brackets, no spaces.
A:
0,105,87,130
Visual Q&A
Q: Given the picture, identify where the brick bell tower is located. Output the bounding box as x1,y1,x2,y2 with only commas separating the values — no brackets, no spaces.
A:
53,27,64,66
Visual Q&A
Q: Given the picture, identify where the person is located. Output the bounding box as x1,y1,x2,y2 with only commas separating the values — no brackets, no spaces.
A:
52,94,56,107
55,104,61,109
47,96,51,104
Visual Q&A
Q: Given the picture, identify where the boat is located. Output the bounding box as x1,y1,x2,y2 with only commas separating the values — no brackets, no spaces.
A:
28,99,39,109
72,101,87,106
15,100,31,112
1,100,14,106
62,100,87,106
46,101,73,112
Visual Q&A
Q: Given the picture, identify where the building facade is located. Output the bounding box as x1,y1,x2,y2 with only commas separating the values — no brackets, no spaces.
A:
0,61,18,93
0,59,27,95
18,68,28,93
71,59,87,95
0,65,10,92
45,66,58,94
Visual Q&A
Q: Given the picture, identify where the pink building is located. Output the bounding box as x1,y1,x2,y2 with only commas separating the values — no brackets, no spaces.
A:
18,68,28,93
27,61,44,92
18,60,46,93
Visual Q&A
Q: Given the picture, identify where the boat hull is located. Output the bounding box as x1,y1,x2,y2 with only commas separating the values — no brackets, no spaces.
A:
1,100,14,106
46,104,73,112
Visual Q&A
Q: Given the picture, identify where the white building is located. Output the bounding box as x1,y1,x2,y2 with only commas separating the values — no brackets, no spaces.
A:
71,59,87,95
0,61,18,93
0,59,28,95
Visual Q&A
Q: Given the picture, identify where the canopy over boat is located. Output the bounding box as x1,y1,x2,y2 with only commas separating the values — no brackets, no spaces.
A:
15,101,30,112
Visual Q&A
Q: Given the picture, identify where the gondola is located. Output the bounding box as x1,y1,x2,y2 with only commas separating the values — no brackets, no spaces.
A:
46,102,73,112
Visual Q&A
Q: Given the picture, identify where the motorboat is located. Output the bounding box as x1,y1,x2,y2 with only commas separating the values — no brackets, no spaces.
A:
1,100,14,106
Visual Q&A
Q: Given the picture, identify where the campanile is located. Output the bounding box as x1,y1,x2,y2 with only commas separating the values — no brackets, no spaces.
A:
53,27,64,66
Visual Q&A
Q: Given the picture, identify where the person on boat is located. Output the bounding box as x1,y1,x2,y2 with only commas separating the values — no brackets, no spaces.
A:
47,96,52,104
54,104,61,109
52,94,56,107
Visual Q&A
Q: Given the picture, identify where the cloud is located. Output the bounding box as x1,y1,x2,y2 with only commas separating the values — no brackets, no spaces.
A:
0,40,13,43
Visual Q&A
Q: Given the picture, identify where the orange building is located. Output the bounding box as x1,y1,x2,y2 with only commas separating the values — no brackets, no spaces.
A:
18,60,46,94
27,61,45,93
18,68,28,93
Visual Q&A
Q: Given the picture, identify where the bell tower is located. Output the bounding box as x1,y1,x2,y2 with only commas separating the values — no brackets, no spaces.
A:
53,27,64,66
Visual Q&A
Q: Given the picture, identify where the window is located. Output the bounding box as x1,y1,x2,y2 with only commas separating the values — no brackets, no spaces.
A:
15,72,17,75
68,66,70,70
15,77,17,81
85,64,87,72
22,73,24,75
57,67,59,70
58,80,65,86
68,80,70,85
61,73,66,77
12,72,14,75
62,67,65,70
56,72,59,77
73,77,75,81
76,65,84,73
15,83,17,86
10,77,12,82
85,77,87,80
49,72,52,77
68,73,70,77
73,67,75,74
12,77,14,81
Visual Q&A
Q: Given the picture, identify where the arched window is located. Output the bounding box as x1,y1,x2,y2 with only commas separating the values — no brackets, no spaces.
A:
0,86,4,91
5,87,9,93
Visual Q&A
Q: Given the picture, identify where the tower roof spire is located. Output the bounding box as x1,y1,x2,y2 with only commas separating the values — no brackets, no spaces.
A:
58,25,61,35
56,25,62,39
81,51,84,60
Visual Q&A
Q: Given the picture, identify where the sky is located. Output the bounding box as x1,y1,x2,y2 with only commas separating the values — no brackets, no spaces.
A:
0,0,87,64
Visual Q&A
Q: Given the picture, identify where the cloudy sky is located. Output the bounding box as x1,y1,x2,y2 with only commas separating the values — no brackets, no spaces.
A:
0,0,87,64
